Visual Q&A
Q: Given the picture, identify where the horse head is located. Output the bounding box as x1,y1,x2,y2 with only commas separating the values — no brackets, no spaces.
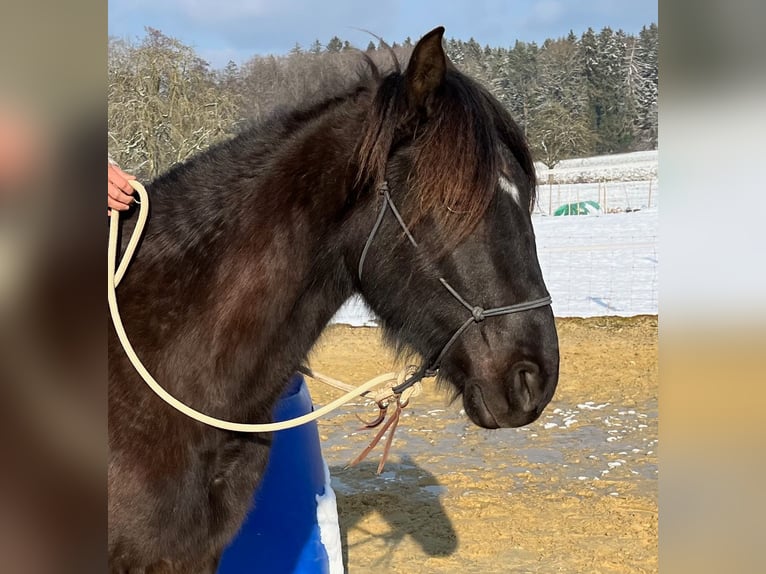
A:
353,27,559,429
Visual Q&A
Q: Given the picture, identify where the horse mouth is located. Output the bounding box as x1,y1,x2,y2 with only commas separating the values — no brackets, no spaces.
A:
463,384,501,429
461,371,552,429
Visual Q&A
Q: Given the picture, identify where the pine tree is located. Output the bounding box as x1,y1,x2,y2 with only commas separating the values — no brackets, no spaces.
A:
579,28,600,142
486,46,512,109
505,40,539,136
634,24,659,149
309,39,322,55
580,27,633,154
461,37,488,78
445,38,465,67
326,36,343,53
220,60,239,89
536,37,585,110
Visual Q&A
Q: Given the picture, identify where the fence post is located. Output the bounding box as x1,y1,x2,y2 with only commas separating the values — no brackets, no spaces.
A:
548,173,553,215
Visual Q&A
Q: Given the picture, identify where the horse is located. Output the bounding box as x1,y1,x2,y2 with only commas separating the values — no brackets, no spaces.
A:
108,26,559,573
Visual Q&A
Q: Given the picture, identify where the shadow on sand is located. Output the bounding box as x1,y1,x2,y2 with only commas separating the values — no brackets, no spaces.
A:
330,455,458,571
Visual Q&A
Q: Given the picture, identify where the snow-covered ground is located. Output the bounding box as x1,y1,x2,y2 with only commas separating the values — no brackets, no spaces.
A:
332,151,659,324
535,208,658,317
535,150,658,184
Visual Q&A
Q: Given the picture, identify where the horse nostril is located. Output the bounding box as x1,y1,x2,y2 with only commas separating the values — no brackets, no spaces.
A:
516,369,531,407
508,361,542,413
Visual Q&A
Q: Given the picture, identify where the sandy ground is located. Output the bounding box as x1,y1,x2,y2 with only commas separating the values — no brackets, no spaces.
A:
306,316,658,574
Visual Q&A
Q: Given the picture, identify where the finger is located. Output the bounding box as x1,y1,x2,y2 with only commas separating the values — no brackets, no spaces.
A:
108,164,139,197
108,181,135,204
108,169,134,195
108,195,131,211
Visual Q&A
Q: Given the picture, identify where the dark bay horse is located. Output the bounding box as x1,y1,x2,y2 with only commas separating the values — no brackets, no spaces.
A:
108,27,559,573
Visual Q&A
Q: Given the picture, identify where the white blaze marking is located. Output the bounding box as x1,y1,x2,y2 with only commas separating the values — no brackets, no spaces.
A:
498,175,521,205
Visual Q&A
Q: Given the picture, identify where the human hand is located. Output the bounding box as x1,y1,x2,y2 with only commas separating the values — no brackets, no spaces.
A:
108,163,136,216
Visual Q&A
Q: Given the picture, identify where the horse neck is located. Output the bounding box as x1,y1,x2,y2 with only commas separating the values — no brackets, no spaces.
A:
119,99,369,418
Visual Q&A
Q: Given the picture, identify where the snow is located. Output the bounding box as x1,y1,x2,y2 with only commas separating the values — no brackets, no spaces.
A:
535,209,658,317
536,149,657,171
535,150,658,185
315,459,344,574
331,151,658,324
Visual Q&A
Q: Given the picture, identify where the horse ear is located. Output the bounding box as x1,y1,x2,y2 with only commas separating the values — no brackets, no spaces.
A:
405,26,447,110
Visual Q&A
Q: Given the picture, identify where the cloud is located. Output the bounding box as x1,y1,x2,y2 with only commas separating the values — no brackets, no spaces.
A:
531,1,567,25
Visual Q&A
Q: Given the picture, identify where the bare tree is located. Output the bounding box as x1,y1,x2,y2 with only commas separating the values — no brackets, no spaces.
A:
108,29,241,179
108,25,657,182
237,43,412,123
528,102,595,168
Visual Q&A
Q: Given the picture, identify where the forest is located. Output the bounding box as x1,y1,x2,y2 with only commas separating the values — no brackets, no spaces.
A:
108,24,658,179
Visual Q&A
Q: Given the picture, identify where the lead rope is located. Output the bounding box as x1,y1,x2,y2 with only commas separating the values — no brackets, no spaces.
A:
108,180,416,436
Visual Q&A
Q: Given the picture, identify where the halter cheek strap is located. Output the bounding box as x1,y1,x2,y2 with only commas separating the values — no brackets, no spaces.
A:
358,180,552,395
358,181,416,280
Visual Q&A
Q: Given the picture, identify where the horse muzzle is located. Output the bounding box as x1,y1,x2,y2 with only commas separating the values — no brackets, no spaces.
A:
462,360,557,429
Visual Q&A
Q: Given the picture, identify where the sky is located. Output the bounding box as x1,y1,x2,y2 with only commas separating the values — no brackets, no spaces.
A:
108,0,658,69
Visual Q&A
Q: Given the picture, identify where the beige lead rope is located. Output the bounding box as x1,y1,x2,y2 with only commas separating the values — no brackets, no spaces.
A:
108,179,415,433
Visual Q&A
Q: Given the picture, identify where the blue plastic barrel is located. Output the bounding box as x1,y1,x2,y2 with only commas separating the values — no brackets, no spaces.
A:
217,373,343,573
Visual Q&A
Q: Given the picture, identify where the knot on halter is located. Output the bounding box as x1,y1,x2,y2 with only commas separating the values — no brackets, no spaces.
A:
471,306,486,322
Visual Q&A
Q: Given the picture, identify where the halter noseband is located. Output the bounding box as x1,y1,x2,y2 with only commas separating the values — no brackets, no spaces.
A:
358,181,552,394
